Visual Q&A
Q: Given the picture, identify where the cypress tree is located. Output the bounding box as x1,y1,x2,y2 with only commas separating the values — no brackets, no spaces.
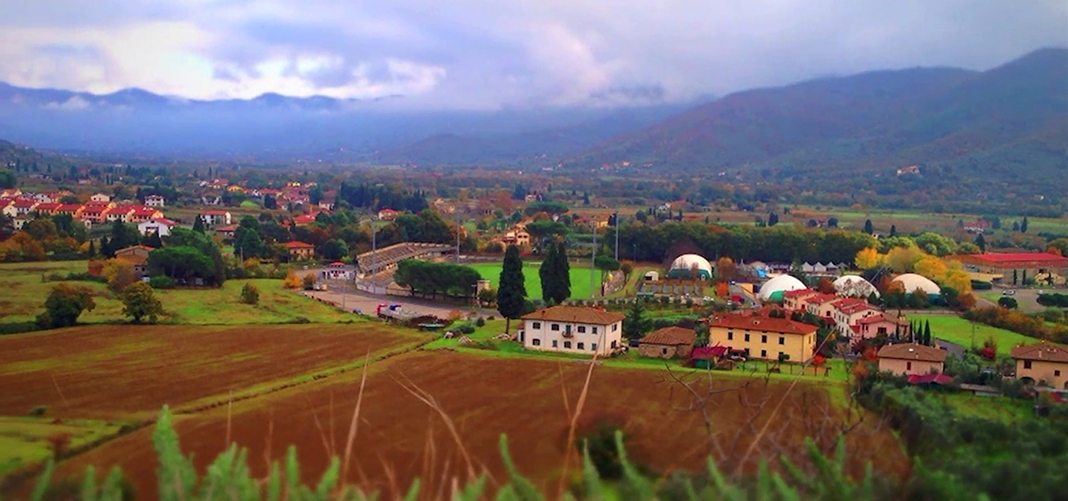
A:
1021,216,1029,233
539,243,558,304
192,215,206,233
554,241,570,303
497,245,527,334
889,225,897,238
923,320,932,346
863,219,874,235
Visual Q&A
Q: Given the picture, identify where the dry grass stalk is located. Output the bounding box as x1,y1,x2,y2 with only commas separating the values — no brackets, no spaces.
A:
342,350,372,482
394,374,478,482
556,352,598,499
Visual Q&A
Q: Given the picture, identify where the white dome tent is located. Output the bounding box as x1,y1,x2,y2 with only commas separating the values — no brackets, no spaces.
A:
834,275,880,298
667,254,713,280
892,274,942,296
758,274,807,302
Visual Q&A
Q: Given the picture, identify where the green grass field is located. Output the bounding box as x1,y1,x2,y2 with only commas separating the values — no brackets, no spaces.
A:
0,417,122,475
940,393,1033,423
468,261,595,300
0,262,354,325
912,314,1037,354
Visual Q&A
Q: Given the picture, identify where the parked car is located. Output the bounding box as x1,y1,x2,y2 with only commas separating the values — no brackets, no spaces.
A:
1002,290,1016,296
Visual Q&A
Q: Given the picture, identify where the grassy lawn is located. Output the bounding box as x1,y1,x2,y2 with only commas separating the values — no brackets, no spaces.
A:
0,262,356,325
912,314,1037,354
0,417,123,475
468,261,595,300
940,393,1034,423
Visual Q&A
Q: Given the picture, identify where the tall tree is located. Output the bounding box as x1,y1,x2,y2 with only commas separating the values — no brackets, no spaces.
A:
623,300,652,340
539,243,559,304
923,320,932,346
192,215,206,234
1021,216,1029,234
863,219,874,235
889,225,897,238
553,241,571,303
497,245,527,334
975,233,986,253
121,282,163,324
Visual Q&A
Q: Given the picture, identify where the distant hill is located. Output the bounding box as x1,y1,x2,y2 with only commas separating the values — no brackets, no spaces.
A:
569,48,1068,183
0,138,45,168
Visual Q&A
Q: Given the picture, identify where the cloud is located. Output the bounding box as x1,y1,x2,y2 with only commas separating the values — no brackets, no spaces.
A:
43,96,92,111
0,0,1064,109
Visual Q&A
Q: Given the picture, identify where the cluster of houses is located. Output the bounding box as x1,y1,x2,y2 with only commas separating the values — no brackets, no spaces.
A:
514,304,1068,391
1,189,175,233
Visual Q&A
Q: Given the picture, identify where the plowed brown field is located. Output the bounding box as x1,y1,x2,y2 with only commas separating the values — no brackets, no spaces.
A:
52,351,908,500
0,323,426,420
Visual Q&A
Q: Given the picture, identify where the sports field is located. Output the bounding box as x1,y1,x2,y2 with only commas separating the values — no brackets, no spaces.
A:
49,351,907,499
468,261,596,299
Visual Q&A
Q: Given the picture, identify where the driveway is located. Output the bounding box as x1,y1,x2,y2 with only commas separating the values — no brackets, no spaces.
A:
304,280,497,320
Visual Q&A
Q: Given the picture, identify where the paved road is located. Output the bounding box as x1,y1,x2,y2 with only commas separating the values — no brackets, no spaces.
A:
305,280,498,321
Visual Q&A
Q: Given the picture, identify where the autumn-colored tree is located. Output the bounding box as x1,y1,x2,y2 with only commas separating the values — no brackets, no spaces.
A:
102,258,138,293
120,282,163,323
957,292,978,310
283,270,302,289
715,257,736,281
854,248,882,270
0,231,46,261
816,277,836,294
46,432,72,460
886,246,923,273
914,256,948,282
943,270,973,293
302,274,316,290
715,281,729,298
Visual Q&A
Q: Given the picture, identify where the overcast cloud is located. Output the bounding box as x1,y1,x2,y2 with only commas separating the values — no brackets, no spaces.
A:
0,0,1064,109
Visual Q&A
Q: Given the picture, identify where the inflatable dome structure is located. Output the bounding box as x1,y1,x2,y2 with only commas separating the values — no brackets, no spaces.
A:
758,274,807,302
892,274,942,295
667,254,713,280
834,275,880,298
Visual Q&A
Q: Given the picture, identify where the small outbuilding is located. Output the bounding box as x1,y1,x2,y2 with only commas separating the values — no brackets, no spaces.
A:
639,326,697,359
877,343,947,376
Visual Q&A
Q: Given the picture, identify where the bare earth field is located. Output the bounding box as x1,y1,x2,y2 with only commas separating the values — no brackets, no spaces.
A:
0,324,428,420
51,351,907,500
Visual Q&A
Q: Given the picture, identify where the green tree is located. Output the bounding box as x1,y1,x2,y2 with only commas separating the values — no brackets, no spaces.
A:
539,241,571,304
623,300,652,340
974,233,986,253
121,282,163,324
37,284,96,328
889,224,897,238
863,219,874,235
497,245,527,334
263,194,277,210
192,215,206,234
143,231,164,249
1021,216,1029,233
539,243,559,304
923,320,932,346
320,239,349,261
998,297,1018,309
240,283,260,305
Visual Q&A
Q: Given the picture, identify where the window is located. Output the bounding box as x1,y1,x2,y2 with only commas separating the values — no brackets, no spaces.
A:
610,340,617,348
578,326,586,333
551,323,560,331
760,350,767,358
564,341,572,349
592,343,597,351
532,339,541,346
778,336,785,345
761,335,767,344
578,342,585,350
907,362,912,371
552,340,558,348
612,324,618,332
532,322,541,329
662,348,669,355
728,332,734,341
1056,370,1062,377
1024,360,1033,369
744,334,750,342
593,327,599,334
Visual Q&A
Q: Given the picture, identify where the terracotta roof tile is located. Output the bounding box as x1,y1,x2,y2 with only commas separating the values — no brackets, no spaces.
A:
878,343,947,363
641,326,696,346
521,306,625,326
708,314,818,335
1011,342,1068,363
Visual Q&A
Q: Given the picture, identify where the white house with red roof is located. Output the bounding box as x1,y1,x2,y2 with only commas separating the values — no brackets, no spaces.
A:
200,210,231,226
856,313,912,340
128,206,164,223
0,199,16,218
377,208,398,220
804,293,841,319
831,298,881,337
782,289,819,312
12,199,38,216
138,218,178,237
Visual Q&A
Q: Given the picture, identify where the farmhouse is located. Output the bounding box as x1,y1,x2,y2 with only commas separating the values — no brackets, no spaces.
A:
804,293,841,319
877,343,947,376
638,326,696,359
144,195,165,207
856,313,911,340
831,298,880,337
138,218,177,237
519,306,625,356
1012,342,1068,389
200,210,232,227
502,228,531,248
114,245,154,276
707,313,818,362
956,252,1068,287
377,208,399,220
90,193,111,202
286,241,316,261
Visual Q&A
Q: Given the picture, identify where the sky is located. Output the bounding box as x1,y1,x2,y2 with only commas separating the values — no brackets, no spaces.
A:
0,0,1065,110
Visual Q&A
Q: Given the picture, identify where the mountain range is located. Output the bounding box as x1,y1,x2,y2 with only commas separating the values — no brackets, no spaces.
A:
0,48,1064,178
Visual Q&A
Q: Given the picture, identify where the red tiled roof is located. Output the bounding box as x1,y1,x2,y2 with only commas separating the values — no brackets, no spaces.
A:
56,204,82,212
908,374,953,385
13,199,37,208
520,306,625,326
692,346,728,359
293,215,316,224
641,326,696,346
961,252,1068,267
130,206,161,216
708,314,818,335
837,301,878,315
202,210,230,215
878,343,947,363
783,288,817,299
1011,342,1068,363
34,202,61,212
285,241,315,249
856,313,910,326
807,293,840,305
144,218,177,227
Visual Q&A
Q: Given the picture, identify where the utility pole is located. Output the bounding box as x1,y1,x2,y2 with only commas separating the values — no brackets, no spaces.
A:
371,215,377,294
455,207,461,264
591,223,597,299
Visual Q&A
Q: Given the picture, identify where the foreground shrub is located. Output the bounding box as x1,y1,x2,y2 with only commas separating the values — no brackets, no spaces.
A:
36,284,96,329
240,283,260,305
148,275,176,289
120,282,163,324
